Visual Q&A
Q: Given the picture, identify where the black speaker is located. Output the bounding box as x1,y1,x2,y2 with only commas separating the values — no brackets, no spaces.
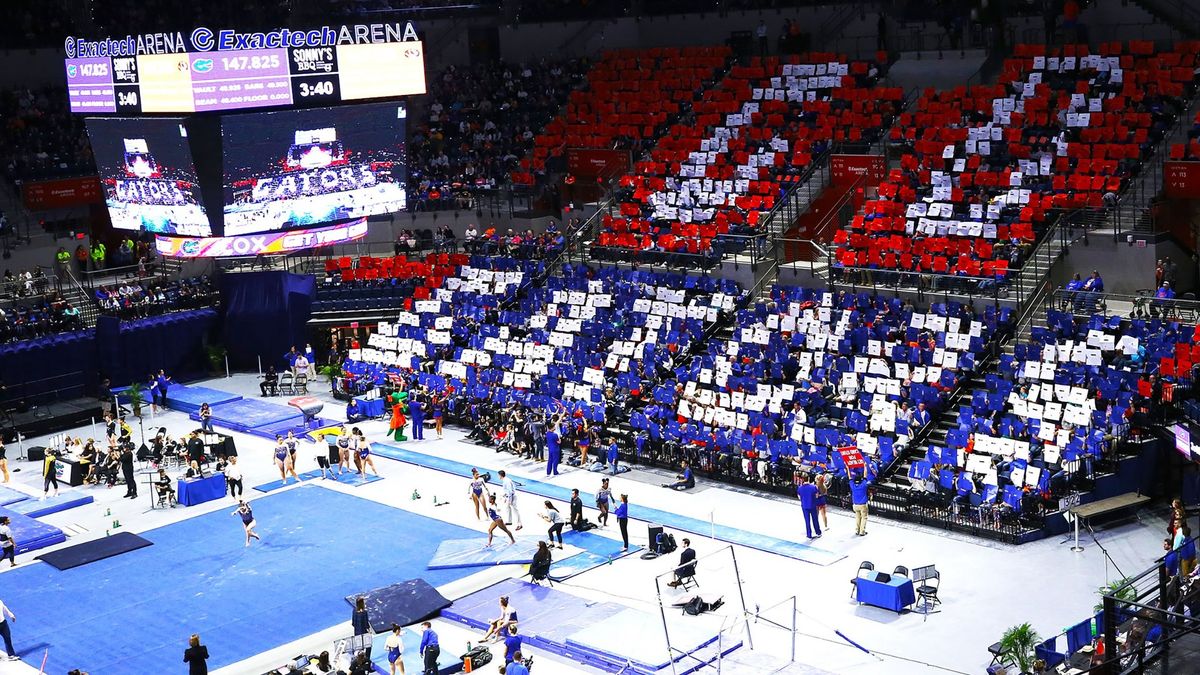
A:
647,523,663,548
27,446,45,461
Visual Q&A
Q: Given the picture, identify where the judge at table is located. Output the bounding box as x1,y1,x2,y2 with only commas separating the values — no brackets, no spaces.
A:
346,399,368,423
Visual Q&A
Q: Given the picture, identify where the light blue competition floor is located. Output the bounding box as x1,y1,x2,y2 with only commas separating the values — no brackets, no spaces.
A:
3,485,481,674
374,443,845,567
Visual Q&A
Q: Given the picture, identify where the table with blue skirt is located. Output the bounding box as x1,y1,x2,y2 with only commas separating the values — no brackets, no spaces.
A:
855,570,916,613
177,473,226,506
353,396,385,418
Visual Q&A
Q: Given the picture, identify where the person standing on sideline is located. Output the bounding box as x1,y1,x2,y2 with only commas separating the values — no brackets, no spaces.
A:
352,596,371,637
615,494,630,551
225,456,243,498
232,500,261,546
184,633,208,675
606,437,620,475
850,467,875,536
355,428,379,476
814,470,830,531
42,446,60,499
409,396,424,440
499,470,522,530
756,20,768,56
199,402,214,433
796,474,821,539
469,468,488,520
0,597,15,661
503,624,522,664
0,438,9,483
1179,525,1196,577
120,442,137,499
0,517,14,567
545,423,562,476
155,370,171,409
541,500,564,548
596,478,612,527
384,623,405,675
419,621,439,675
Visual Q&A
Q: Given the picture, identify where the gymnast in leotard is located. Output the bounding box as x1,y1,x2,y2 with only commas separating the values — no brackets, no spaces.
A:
469,468,488,520
232,500,261,546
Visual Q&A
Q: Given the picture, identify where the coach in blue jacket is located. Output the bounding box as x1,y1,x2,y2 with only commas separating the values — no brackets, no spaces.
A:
796,474,822,539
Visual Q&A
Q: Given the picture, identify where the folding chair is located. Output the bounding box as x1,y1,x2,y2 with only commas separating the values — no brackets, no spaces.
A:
911,564,940,619
850,560,874,598
278,371,295,396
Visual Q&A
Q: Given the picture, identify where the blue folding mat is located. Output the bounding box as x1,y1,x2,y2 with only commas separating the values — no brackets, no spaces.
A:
254,471,383,493
189,398,301,433
427,537,546,570
373,443,844,566
441,578,738,673
549,530,642,582
157,384,243,415
1,484,482,674
9,492,94,518
36,532,152,570
0,485,32,507
0,507,66,555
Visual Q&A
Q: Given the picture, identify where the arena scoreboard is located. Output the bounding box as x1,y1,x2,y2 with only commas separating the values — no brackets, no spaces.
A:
66,32,425,114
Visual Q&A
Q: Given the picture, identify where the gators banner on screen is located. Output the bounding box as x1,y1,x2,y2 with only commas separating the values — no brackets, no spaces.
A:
156,217,367,257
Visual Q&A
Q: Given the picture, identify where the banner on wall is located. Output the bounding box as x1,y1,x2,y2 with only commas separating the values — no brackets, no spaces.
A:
567,148,631,179
21,176,104,210
830,154,886,185
156,218,368,257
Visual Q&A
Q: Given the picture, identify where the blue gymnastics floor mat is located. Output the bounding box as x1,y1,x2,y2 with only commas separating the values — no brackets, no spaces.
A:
161,384,243,414
373,443,844,567
0,485,32,507
0,507,66,555
190,398,301,433
2,484,481,674
441,578,734,673
8,492,93,517
427,537,544,570
254,470,384,493
549,530,642,582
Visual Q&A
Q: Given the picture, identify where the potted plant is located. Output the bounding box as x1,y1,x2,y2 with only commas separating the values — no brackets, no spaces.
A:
316,364,338,382
206,345,227,376
1095,577,1136,613
998,623,1040,674
127,381,146,418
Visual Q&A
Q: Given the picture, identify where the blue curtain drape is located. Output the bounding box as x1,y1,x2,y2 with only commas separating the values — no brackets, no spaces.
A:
96,309,219,387
0,330,97,404
221,271,316,369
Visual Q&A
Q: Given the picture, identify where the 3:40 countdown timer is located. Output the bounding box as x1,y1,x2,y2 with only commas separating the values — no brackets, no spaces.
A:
289,74,341,104
298,80,335,97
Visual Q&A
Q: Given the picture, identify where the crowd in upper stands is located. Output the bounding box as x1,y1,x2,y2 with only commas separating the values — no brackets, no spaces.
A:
836,42,1198,287
0,87,93,186
409,59,589,208
0,290,84,344
95,277,219,320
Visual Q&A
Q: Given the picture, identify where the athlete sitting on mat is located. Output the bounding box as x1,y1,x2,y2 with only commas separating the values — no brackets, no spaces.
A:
482,595,518,643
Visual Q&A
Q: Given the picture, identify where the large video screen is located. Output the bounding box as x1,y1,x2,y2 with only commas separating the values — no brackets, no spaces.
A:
85,117,212,236
221,102,406,235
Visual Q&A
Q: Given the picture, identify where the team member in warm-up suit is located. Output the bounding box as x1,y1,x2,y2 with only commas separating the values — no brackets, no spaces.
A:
545,424,561,476
409,396,424,440
615,494,630,551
